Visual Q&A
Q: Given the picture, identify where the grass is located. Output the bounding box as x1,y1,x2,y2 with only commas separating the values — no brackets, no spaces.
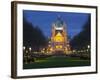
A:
23,56,90,69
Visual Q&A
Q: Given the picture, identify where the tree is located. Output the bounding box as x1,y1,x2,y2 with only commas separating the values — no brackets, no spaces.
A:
70,15,91,50
23,17,48,51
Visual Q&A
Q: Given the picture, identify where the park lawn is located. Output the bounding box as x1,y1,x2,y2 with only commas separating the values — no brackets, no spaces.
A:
23,56,90,69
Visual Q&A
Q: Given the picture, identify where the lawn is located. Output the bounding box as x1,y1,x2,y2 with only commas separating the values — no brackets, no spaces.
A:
23,56,90,69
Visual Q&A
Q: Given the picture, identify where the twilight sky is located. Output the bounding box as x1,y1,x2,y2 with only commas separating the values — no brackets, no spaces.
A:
23,10,90,39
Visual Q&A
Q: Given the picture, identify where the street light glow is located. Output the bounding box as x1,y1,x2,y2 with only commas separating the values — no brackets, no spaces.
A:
29,47,32,51
88,45,90,49
23,46,25,50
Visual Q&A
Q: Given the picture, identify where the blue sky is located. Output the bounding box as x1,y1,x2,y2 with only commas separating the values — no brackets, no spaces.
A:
23,10,90,39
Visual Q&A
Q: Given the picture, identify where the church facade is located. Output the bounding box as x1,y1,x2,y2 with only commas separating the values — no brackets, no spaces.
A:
47,17,71,54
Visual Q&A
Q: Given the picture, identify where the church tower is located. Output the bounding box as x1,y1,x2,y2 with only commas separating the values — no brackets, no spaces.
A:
48,16,71,54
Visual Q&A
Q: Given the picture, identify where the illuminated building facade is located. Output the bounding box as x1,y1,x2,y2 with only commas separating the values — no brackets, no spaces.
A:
48,16,71,54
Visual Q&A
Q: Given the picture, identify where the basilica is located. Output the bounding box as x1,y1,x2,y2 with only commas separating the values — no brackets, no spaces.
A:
46,16,71,54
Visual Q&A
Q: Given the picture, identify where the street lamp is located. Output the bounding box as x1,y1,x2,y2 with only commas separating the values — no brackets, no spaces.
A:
29,47,32,52
87,45,90,52
23,46,26,50
88,45,90,49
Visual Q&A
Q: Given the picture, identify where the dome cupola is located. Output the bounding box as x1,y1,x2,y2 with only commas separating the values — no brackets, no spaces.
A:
54,16,64,28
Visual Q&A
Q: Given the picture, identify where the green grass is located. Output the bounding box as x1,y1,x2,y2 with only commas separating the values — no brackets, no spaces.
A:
23,56,90,69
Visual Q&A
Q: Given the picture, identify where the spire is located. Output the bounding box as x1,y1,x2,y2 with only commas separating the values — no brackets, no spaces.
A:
54,15,64,28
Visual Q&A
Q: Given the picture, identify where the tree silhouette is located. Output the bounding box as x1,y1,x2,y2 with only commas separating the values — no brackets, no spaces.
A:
23,17,48,51
70,15,91,50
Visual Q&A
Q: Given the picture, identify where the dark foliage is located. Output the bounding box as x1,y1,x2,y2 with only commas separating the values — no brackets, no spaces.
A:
70,15,91,50
23,17,48,51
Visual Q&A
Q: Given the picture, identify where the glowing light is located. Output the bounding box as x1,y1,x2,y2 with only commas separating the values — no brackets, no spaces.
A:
56,45,62,49
48,45,51,47
65,47,67,50
49,41,51,43
43,48,45,50
42,51,45,53
26,50,28,53
47,51,48,53
23,46,25,50
54,32,64,42
73,50,75,52
29,47,32,51
88,45,90,49
50,48,53,51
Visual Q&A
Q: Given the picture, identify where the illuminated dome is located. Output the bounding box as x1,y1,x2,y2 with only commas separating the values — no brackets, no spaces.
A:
54,16,64,28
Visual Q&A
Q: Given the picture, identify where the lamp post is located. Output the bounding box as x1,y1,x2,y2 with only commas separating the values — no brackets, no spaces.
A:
29,47,32,52
29,47,34,63
88,45,90,49
23,46,27,64
23,46,26,50
87,45,90,52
